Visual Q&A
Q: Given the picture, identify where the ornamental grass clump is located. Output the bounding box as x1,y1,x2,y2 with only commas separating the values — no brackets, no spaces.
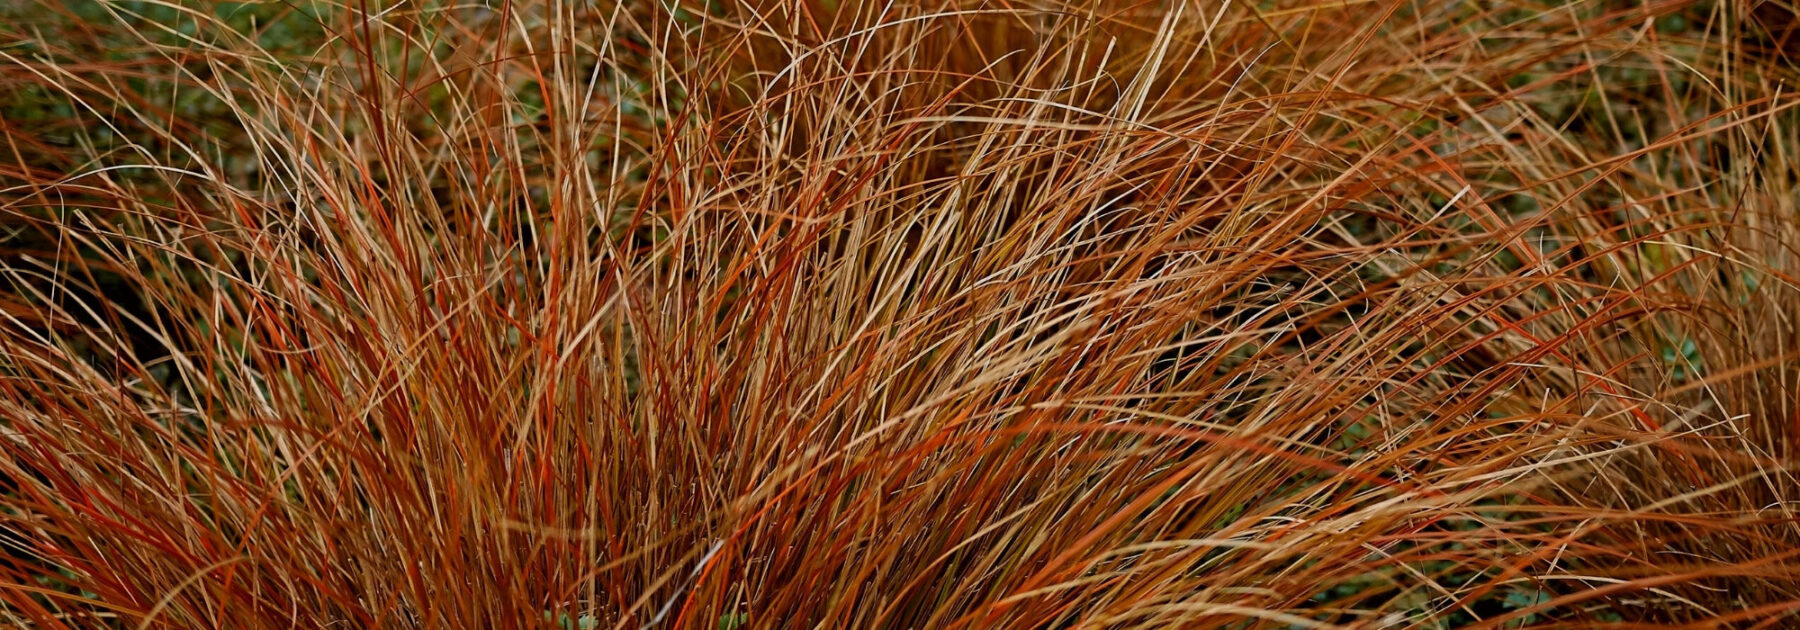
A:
1,0,1799,627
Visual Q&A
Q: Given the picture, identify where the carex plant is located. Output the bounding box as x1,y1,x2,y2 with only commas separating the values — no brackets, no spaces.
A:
1,0,1799,628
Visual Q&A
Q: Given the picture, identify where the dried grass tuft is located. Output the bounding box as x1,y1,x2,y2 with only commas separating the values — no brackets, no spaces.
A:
1,0,1798,627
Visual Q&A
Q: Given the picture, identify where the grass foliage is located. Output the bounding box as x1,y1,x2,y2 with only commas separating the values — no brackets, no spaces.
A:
3,0,1800,627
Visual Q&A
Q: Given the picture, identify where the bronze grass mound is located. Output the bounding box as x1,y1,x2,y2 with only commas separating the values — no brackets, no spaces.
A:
1,0,1798,627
